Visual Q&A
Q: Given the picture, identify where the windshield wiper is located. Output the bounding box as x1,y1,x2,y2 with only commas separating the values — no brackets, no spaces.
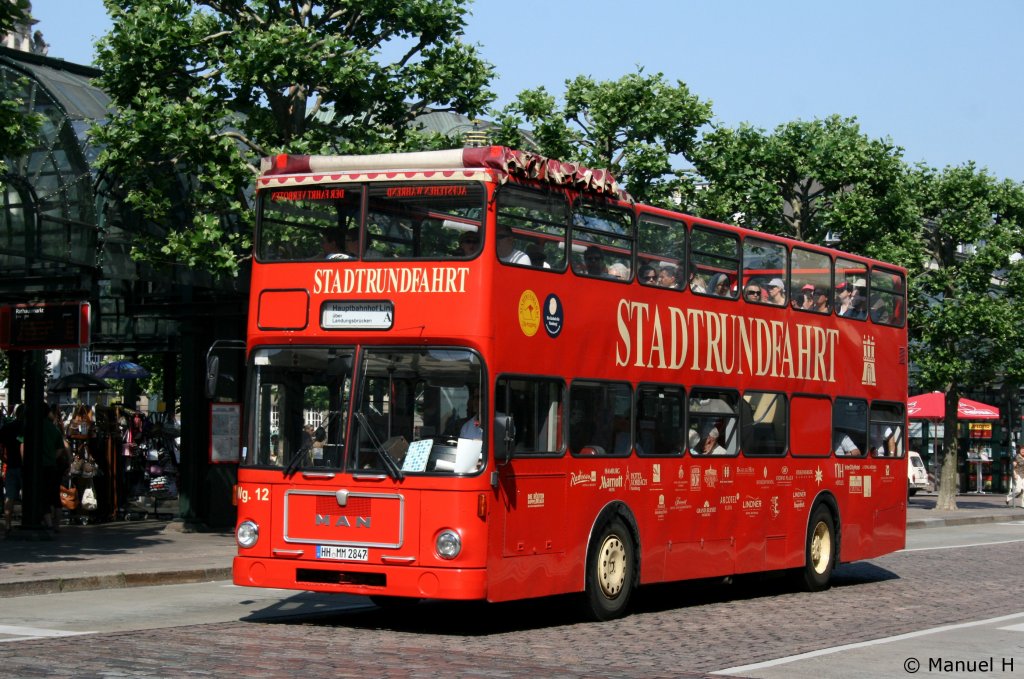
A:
354,410,404,481
283,448,307,478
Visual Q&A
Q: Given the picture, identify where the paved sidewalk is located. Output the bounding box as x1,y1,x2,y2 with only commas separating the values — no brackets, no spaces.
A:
0,492,1020,599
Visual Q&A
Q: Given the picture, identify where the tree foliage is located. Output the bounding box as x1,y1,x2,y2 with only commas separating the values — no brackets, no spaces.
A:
689,115,922,265
907,163,1024,509
92,0,495,275
0,0,42,178
490,68,712,205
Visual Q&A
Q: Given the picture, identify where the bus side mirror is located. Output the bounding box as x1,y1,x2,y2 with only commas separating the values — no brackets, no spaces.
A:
497,414,515,465
205,355,220,399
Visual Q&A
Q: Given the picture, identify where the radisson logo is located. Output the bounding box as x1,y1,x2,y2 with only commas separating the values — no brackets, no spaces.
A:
315,515,371,528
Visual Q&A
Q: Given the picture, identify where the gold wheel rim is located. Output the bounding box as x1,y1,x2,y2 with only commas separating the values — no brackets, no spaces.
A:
598,534,627,598
810,520,832,575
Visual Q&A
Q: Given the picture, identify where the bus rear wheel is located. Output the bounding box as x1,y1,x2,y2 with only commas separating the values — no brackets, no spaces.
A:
798,505,836,592
582,517,635,621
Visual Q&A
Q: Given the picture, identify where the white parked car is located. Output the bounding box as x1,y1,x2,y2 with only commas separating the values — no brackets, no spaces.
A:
908,450,931,496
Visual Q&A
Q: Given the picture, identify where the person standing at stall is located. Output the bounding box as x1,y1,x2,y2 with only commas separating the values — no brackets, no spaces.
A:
39,403,68,531
1007,445,1024,508
2,405,24,534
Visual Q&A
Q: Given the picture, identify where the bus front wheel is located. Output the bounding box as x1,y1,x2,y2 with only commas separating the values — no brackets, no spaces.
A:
798,505,836,592
582,517,636,621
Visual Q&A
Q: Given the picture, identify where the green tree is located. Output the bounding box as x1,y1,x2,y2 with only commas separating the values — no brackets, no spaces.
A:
908,163,1024,510
490,68,713,205
91,0,495,276
689,115,921,265
0,0,42,178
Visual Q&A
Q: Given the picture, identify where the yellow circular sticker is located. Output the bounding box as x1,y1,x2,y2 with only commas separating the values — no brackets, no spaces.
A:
518,290,540,337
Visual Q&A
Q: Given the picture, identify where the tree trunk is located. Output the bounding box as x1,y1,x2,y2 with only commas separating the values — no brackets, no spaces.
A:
935,389,960,511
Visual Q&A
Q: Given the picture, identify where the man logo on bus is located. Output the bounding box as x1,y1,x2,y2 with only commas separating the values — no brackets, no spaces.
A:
315,514,371,528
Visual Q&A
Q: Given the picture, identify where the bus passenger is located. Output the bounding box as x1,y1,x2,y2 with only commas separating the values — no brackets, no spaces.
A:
767,278,787,306
321,227,353,260
709,273,731,298
687,428,701,455
458,231,480,257
638,265,658,285
833,431,861,457
688,265,707,293
812,287,830,313
875,426,900,457
796,284,815,309
497,226,531,265
835,282,853,316
608,262,629,280
846,278,868,319
743,283,763,302
525,242,550,268
701,427,728,456
583,246,606,276
659,265,682,289
870,297,892,324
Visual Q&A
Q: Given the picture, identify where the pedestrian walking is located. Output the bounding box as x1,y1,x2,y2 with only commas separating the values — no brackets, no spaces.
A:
1007,445,1024,508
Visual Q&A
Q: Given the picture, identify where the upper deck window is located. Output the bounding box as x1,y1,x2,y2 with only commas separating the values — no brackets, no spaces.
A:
791,247,832,314
257,186,362,261
742,236,787,305
256,182,485,262
571,200,634,280
869,267,905,327
365,183,485,259
690,226,740,297
637,214,686,290
494,185,569,270
835,257,869,320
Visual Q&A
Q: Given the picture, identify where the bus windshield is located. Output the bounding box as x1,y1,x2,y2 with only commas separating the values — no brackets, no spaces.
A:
257,182,486,262
351,348,485,475
247,346,354,470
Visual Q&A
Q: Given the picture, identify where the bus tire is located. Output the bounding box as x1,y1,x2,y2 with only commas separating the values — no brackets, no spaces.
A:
799,504,836,592
582,516,635,621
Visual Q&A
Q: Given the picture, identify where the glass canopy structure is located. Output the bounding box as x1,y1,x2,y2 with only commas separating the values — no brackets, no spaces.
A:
0,46,246,355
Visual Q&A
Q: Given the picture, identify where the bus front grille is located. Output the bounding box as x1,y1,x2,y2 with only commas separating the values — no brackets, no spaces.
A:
296,568,386,587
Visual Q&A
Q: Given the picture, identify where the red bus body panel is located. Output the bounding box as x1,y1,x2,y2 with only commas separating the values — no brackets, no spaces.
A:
234,151,907,604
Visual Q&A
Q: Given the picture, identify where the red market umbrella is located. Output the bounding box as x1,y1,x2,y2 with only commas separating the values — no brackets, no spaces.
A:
907,391,1000,420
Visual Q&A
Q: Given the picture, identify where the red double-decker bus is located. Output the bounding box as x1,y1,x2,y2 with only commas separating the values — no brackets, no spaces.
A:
231,146,908,620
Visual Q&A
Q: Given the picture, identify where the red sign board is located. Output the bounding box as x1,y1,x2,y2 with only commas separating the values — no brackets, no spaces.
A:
0,302,90,350
969,422,993,439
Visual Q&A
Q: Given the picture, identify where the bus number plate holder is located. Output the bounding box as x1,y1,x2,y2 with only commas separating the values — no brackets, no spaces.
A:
316,545,369,561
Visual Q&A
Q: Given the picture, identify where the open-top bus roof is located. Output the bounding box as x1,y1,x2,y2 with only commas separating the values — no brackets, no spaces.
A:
260,146,631,201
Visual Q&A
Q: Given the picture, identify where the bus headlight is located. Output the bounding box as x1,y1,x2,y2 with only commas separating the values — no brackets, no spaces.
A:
237,520,259,548
435,529,462,559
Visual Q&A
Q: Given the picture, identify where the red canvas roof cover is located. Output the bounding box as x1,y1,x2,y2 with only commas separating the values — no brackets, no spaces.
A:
261,146,630,201
907,392,1000,420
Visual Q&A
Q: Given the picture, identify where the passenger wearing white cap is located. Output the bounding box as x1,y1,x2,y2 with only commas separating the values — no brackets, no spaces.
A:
766,277,786,306
700,426,728,456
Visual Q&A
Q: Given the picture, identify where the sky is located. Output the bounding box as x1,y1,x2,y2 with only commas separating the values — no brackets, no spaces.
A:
27,0,1024,182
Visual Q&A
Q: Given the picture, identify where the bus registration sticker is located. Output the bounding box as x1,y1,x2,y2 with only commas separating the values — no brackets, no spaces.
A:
321,301,394,329
316,545,369,561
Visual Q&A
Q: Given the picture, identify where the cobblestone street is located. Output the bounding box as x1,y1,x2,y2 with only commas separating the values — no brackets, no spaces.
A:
2,536,1020,678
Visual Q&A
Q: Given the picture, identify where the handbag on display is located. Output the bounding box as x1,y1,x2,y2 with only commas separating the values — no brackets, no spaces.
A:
60,484,78,511
81,487,98,511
